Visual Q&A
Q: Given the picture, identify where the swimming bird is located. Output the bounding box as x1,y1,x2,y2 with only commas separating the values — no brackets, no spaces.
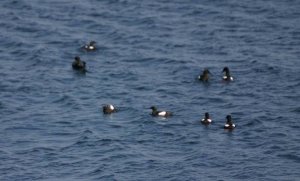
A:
84,41,96,51
103,104,116,114
72,56,86,72
201,112,212,125
222,67,233,81
198,69,211,82
224,115,236,129
150,106,172,117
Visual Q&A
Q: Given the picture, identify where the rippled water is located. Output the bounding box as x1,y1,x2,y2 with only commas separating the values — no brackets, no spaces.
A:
1,0,300,180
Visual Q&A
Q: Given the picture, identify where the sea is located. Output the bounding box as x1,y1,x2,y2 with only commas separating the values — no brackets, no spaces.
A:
0,0,300,180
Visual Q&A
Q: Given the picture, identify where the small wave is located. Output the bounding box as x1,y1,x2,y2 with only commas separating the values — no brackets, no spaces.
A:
291,107,300,113
278,153,300,163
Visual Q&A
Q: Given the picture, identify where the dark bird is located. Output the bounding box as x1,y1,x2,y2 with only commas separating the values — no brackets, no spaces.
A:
201,112,212,125
84,41,96,51
222,67,233,81
224,115,236,129
150,106,172,117
103,104,117,114
72,56,86,72
198,69,211,82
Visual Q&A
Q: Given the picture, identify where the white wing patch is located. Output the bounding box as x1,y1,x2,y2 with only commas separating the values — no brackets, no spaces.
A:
225,124,235,128
202,119,212,123
109,105,114,110
223,76,233,81
158,111,167,116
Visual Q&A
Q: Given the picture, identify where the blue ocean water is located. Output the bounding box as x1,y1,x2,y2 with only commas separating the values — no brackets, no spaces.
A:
1,0,300,180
